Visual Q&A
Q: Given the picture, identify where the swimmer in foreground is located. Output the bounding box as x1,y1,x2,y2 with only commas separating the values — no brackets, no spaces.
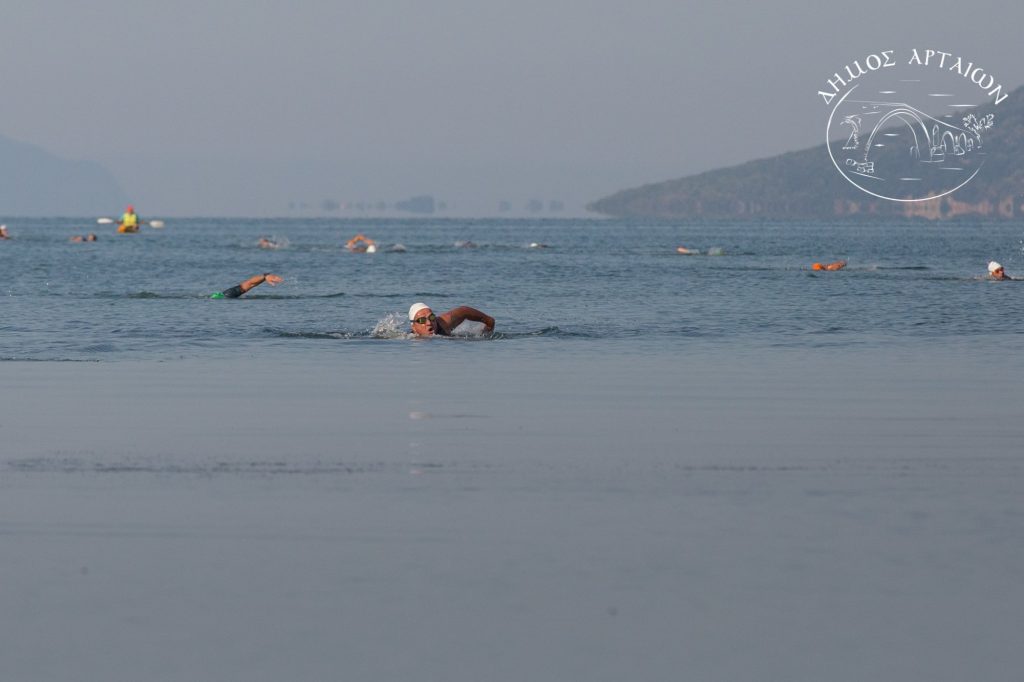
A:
0,225,10,239
988,261,1012,280
70,233,98,242
346,234,376,252
210,273,283,299
812,260,847,271
408,302,495,337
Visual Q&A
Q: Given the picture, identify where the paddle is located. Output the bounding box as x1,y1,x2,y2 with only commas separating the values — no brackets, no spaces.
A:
97,218,165,228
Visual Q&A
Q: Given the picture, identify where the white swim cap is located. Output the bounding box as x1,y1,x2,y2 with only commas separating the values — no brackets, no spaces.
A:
366,244,377,253
409,302,430,321
988,261,1003,273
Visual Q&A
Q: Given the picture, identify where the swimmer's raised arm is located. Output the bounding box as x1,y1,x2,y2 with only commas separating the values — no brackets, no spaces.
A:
238,273,282,293
214,273,283,299
442,306,495,332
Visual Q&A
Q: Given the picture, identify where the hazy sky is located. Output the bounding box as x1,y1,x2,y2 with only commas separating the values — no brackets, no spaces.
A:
3,0,1022,216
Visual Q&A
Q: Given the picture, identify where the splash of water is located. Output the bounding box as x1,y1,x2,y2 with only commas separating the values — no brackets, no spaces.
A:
371,312,410,338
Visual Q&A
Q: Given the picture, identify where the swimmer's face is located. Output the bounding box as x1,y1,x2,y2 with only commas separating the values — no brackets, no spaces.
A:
411,309,436,336
992,267,1006,279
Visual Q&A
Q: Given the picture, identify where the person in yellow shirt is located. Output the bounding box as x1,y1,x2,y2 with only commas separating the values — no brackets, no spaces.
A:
118,205,141,233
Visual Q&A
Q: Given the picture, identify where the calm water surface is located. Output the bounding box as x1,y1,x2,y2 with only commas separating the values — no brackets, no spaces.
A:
1,218,1023,682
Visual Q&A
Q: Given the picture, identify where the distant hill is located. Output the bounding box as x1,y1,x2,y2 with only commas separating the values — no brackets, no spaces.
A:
0,134,127,216
589,85,1024,221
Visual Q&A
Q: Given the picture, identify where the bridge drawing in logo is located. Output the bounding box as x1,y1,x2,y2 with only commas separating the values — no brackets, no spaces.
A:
827,85,993,201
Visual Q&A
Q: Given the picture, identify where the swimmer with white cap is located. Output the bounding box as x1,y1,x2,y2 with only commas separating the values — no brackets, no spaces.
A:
408,301,495,337
346,234,376,252
988,261,1011,280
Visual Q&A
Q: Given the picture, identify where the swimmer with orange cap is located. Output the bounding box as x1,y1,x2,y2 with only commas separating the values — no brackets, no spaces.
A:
812,260,847,271
346,233,377,253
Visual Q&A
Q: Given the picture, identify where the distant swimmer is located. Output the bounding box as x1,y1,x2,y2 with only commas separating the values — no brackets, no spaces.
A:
70,233,98,242
0,225,10,240
454,240,477,249
529,242,549,249
258,237,281,249
210,273,283,299
117,205,143,233
346,234,376,253
676,246,697,255
988,261,1013,280
812,260,847,271
408,302,495,337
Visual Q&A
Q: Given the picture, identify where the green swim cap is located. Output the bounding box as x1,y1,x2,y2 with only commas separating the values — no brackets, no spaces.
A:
210,292,225,299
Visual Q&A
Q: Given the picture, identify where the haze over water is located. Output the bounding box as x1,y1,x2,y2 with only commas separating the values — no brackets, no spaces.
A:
2,218,1023,681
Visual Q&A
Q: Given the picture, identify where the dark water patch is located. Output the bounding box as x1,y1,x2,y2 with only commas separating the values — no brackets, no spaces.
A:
243,292,345,299
491,326,579,339
354,292,450,299
671,463,818,473
115,291,350,300
870,265,931,271
5,456,450,476
0,356,100,363
265,328,361,340
919,275,977,282
491,326,658,340
80,343,119,353
768,338,874,349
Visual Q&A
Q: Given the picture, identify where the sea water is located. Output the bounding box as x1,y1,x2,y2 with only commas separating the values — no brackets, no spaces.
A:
1,218,1023,681
1,217,1023,359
